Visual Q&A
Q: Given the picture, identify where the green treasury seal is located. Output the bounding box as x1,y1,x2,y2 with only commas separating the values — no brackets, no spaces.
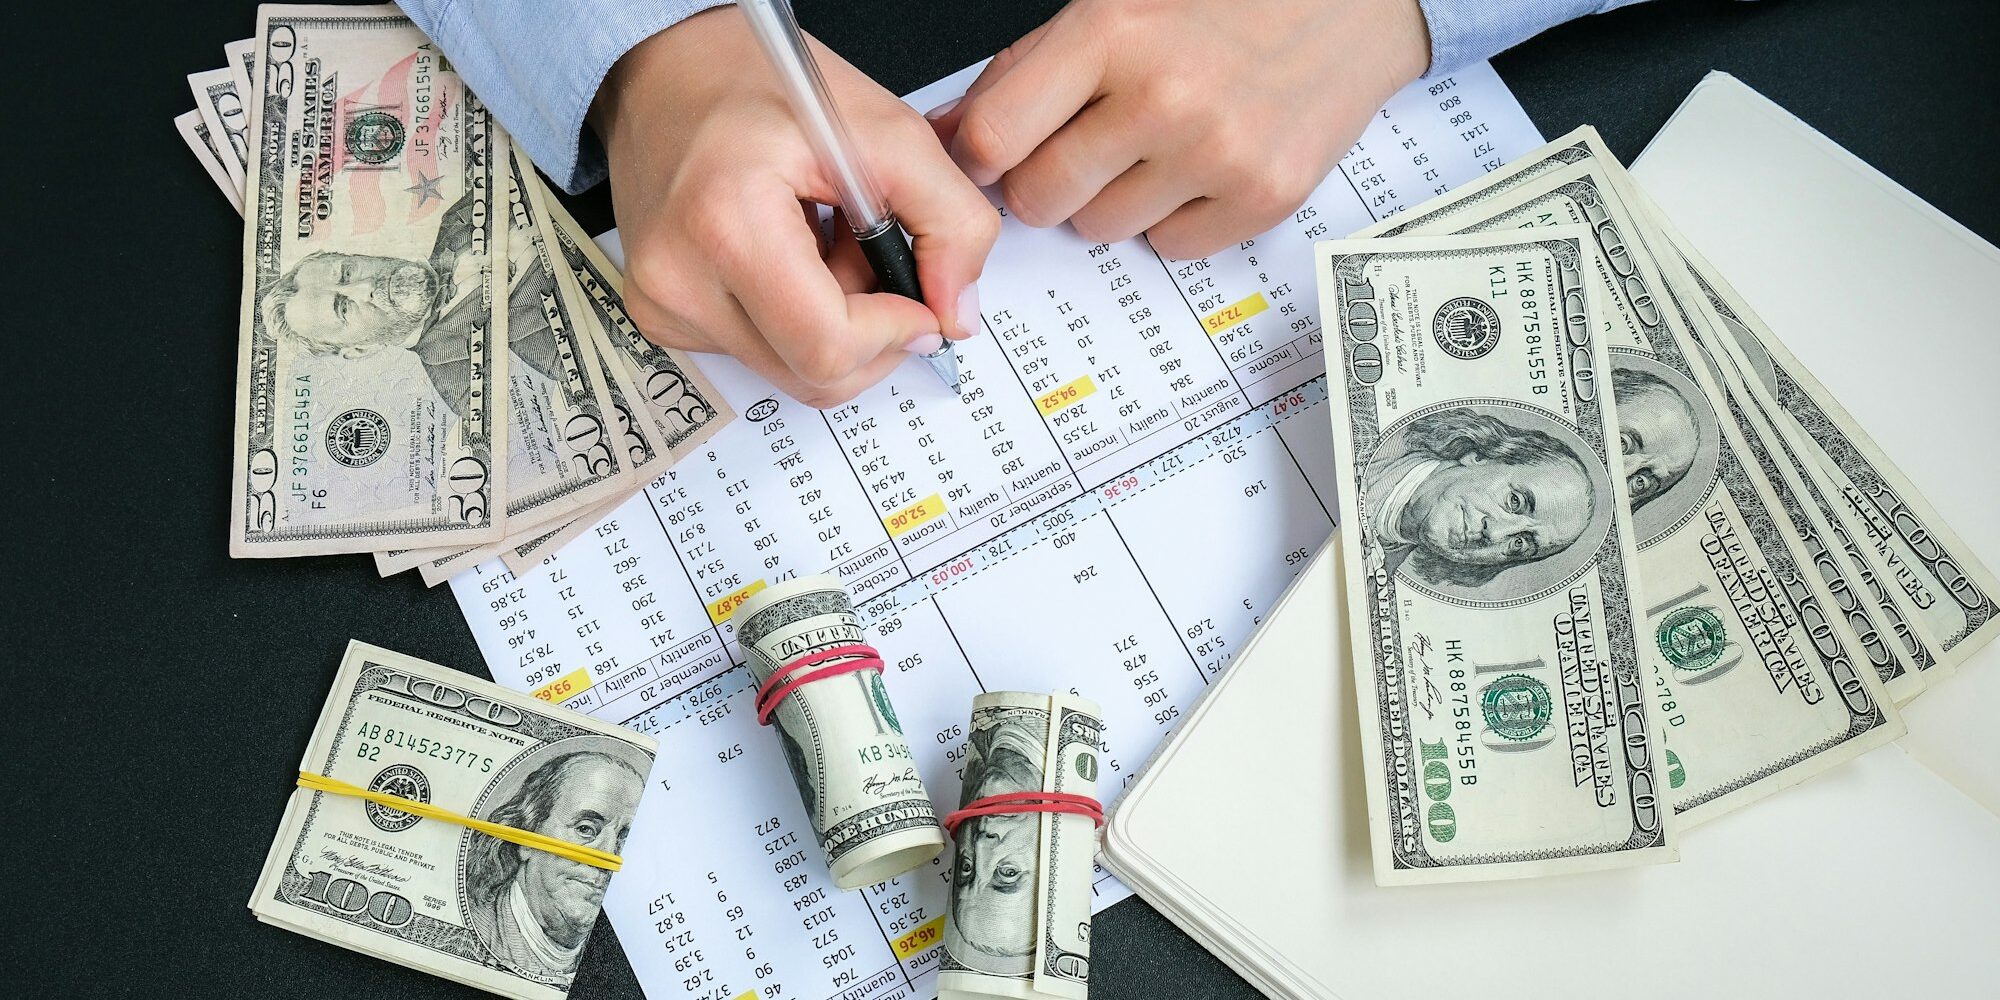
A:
1480,674,1553,742
1658,605,1730,673
345,110,406,165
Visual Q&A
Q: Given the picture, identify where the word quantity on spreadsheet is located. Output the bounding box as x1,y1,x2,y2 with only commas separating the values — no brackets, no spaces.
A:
452,62,1541,1000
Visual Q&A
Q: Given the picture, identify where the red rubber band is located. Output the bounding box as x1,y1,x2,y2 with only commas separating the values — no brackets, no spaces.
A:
943,791,1105,837
755,644,885,726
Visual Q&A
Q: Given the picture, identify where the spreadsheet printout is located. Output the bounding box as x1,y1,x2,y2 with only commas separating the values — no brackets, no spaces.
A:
451,61,1541,1000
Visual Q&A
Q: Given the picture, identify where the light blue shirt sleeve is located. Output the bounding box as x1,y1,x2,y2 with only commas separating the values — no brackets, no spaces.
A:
1417,0,1656,75
397,0,733,193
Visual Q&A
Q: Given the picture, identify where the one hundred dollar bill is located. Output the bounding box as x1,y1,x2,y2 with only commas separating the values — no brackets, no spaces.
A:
1618,198,1942,703
250,640,657,1000
1320,227,1675,884
940,692,1102,1000
1644,210,2000,673
735,575,948,890
232,4,510,556
1372,128,1903,824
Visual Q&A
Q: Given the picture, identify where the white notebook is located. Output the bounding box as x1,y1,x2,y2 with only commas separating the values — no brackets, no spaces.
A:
1101,74,2000,999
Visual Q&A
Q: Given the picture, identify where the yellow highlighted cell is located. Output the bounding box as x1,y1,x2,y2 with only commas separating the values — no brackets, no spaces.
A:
1036,374,1097,416
732,992,759,1000
532,667,592,704
1202,292,1269,334
885,495,947,538
892,915,947,959
708,579,768,625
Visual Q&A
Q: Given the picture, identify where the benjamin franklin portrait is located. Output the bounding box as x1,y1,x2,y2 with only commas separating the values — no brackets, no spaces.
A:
464,750,644,985
1612,365,1701,510
1361,407,1601,593
943,714,1047,977
259,189,566,422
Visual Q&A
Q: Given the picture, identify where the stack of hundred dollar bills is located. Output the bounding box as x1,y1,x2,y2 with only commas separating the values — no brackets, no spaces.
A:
1316,126,1998,886
181,5,733,587
252,641,658,1000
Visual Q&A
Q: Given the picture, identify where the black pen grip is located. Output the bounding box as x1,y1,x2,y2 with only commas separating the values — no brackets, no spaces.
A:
857,223,925,304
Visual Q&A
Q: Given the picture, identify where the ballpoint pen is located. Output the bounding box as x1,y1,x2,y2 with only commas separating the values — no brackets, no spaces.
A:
739,0,963,395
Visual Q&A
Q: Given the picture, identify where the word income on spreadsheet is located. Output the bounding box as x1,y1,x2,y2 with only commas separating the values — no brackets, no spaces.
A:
451,62,1541,1000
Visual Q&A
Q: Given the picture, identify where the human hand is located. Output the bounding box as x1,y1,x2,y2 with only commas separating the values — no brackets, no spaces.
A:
592,9,1001,407
933,0,1429,259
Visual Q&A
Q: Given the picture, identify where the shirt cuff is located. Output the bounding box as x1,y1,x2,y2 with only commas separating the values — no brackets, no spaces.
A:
1416,0,1623,76
407,0,735,193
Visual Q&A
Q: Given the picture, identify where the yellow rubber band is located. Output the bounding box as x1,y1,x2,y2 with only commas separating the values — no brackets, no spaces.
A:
297,771,622,872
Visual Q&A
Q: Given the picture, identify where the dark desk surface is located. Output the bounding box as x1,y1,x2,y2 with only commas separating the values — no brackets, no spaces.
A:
14,0,1996,996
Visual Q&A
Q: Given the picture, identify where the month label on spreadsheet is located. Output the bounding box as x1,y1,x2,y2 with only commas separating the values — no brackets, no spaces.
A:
455,62,1540,1000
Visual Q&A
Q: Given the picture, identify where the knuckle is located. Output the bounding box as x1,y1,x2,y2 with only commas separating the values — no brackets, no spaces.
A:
1000,171,1055,228
625,250,695,321
967,202,1004,248
794,383,858,410
1140,72,1199,115
690,203,744,262
1069,210,1123,246
790,337,862,389
956,109,1013,173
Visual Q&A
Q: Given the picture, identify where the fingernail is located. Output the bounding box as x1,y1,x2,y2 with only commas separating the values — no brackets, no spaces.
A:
924,97,961,121
903,332,946,355
956,283,983,337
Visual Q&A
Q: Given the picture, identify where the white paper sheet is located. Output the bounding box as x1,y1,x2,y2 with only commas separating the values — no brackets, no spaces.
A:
450,61,1541,1000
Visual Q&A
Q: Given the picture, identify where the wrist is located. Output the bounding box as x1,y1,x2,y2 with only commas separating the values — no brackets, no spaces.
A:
591,7,739,156
1376,0,1434,85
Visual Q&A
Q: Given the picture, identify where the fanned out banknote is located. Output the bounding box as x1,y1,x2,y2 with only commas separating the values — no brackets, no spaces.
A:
372,148,643,579
1360,128,1903,825
188,66,249,196
174,109,242,214
1320,226,1677,884
734,575,950,890
212,4,728,570
939,691,1103,1000
251,640,657,1000
1636,197,2000,673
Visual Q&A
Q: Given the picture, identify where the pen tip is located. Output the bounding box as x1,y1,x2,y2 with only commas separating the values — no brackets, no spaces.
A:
922,344,961,396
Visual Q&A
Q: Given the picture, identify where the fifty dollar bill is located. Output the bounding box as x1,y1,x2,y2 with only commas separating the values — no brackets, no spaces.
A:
233,4,510,555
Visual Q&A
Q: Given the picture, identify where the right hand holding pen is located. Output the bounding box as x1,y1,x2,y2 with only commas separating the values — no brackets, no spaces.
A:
592,9,1000,408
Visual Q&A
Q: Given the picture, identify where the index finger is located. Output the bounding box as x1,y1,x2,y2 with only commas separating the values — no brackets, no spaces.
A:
948,13,1104,186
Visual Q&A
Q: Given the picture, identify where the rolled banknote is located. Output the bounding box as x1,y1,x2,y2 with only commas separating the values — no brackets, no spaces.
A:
734,575,947,889
940,692,1103,1000
1367,127,1903,825
250,640,656,1000
1319,226,1675,884
232,4,509,556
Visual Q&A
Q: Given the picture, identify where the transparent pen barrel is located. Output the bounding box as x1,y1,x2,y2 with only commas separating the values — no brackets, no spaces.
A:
740,0,892,234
